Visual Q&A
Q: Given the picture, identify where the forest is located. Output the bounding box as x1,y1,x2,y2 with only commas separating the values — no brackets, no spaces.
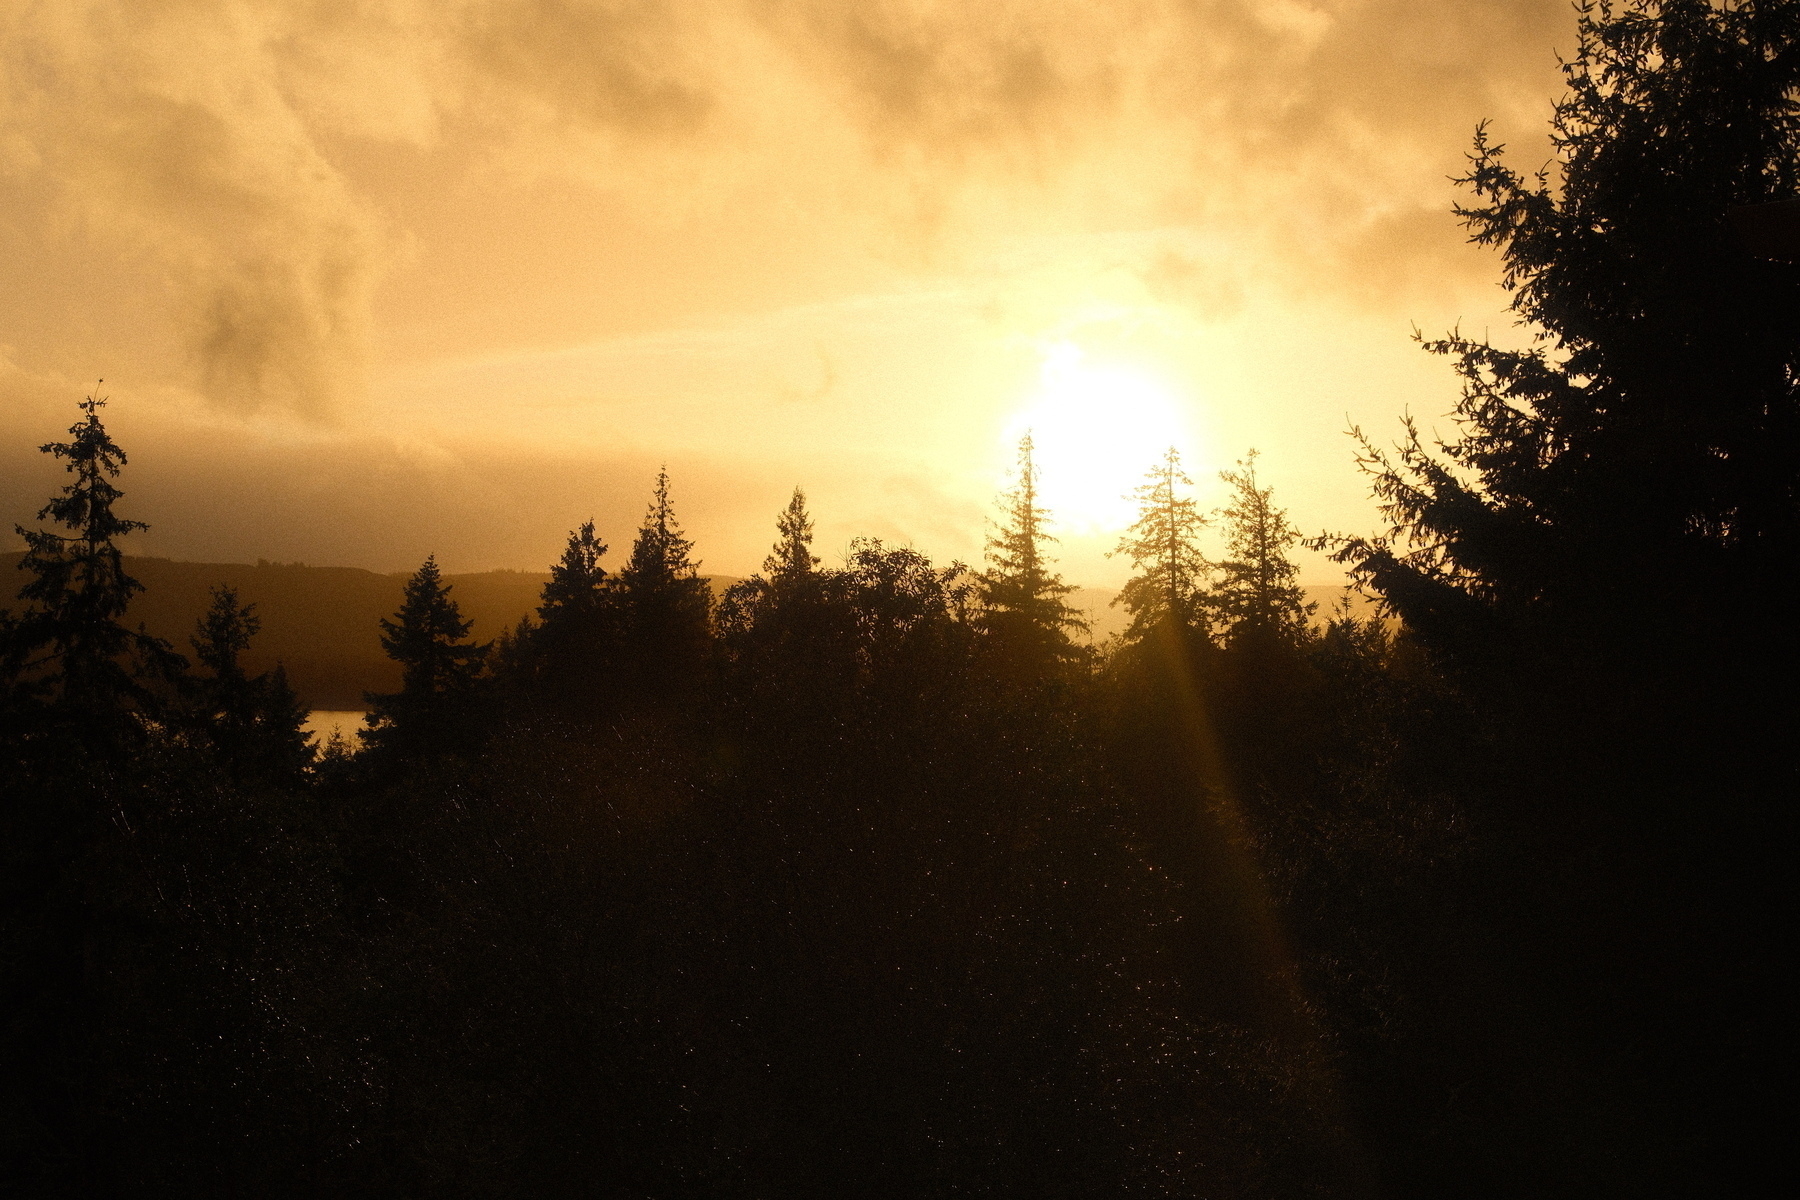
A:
2,4,1793,1198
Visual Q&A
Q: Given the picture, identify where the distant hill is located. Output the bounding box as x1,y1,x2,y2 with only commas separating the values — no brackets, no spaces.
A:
1,555,1384,708
0,553,734,710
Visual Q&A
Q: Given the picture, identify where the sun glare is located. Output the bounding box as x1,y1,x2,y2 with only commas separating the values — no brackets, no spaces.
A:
1002,342,1193,536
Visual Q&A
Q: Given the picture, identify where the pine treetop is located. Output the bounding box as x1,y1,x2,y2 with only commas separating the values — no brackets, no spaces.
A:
984,435,1079,628
4,390,178,725
16,392,148,626
539,520,609,621
1114,446,1210,639
192,585,260,680
378,555,487,695
764,487,820,583
621,468,702,592
1213,451,1314,643
1330,0,1800,646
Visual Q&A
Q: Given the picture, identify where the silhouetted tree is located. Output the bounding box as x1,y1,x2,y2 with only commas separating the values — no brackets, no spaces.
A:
718,489,820,625
1310,4,1799,1194
615,468,712,701
718,488,837,689
767,486,820,585
364,555,489,759
839,537,977,688
0,391,180,750
1212,452,1314,650
1113,447,1211,645
981,435,1082,674
188,585,312,782
1331,0,1798,694
529,520,615,711
541,520,611,621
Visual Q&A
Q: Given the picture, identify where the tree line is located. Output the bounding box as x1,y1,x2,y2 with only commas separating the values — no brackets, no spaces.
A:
1,3,1792,1197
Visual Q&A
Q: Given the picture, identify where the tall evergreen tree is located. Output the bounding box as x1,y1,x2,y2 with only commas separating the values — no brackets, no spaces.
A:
530,520,614,709
616,469,712,698
1310,4,1798,1193
1211,452,1314,649
364,556,490,758
1,391,180,747
717,488,827,664
188,585,311,782
981,435,1082,670
1331,0,1798,689
766,487,820,585
1113,447,1211,644
539,520,610,622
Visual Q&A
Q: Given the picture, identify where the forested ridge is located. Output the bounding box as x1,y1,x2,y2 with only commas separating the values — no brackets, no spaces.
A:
3,4,1793,1197
0,552,1363,711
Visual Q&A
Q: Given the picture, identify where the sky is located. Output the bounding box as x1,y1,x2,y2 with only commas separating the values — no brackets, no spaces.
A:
1,0,1575,588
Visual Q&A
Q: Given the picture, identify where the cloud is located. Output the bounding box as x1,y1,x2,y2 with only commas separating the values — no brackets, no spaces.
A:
1,0,1571,419
0,2,400,417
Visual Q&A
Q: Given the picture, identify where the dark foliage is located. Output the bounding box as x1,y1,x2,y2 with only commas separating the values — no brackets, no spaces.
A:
186,585,314,784
362,555,491,762
1,389,182,753
981,436,1085,678
1311,2,1798,1195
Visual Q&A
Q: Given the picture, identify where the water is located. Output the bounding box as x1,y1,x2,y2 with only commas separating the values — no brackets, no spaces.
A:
303,710,368,747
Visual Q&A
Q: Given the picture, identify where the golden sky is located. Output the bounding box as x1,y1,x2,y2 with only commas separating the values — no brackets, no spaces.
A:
1,0,1572,587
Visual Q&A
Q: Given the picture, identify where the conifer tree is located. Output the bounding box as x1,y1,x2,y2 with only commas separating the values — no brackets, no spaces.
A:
1212,452,1315,648
766,487,820,586
1331,0,1799,682
620,470,704,595
1113,447,1211,644
1,391,180,745
716,488,851,709
616,469,712,696
539,520,610,626
189,585,311,781
1308,5,1798,1190
530,520,614,707
364,556,489,757
981,435,1082,669
718,489,821,649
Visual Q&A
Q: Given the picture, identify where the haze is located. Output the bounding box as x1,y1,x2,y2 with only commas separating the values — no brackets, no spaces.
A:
1,1,1570,587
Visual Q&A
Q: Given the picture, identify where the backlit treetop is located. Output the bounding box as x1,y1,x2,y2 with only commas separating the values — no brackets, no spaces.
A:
1332,0,1799,668
1114,447,1211,645
1212,452,1314,649
2,391,178,744
981,435,1084,672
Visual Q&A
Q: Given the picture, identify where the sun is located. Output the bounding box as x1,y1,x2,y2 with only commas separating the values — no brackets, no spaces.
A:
1001,342,1193,535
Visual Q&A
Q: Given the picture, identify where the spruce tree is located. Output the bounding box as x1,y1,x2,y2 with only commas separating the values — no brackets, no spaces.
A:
616,469,712,698
364,556,490,758
189,585,311,782
1331,0,1799,687
718,488,824,660
765,487,820,585
1311,5,1798,1190
2,391,180,747
981,435,1082,671
531,520,614,709
1113,447,1211,645
1211,452,1314,649
539,520,610,625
